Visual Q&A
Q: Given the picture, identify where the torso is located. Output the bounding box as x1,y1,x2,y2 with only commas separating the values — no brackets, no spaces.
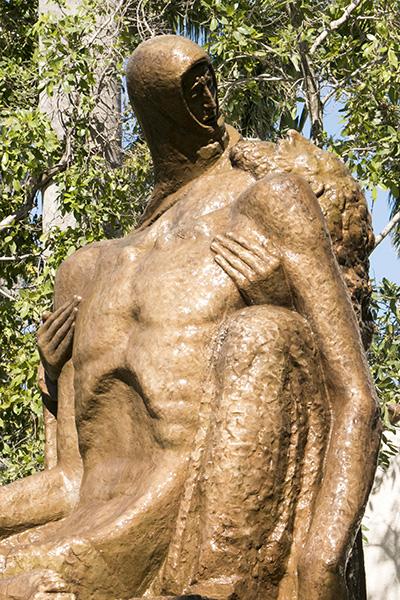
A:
67,156,291,501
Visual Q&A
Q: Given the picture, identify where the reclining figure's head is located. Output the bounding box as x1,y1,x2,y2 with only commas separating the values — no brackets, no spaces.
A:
126,35,226,176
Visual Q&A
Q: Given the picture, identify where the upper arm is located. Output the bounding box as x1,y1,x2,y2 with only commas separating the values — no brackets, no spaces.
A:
233,173,376,412
233,172,344,309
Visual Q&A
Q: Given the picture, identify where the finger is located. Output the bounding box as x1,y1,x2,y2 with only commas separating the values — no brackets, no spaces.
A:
218,233,281,273
213,243,254,279
224,231,279,262
52,324,75,360
43,297,76,325
42,311,52,322
213,235,265,271
45,298,80,341
40,307,72,341
48,310,77,352
41,297,80,332
212,238,263,276
214,255,248,289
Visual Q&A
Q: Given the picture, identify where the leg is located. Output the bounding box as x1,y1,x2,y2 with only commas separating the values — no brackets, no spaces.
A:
0,451,189,600
156,306,330,600
0,462,82,543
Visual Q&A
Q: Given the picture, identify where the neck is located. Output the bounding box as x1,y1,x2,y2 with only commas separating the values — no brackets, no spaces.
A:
139,125,240,228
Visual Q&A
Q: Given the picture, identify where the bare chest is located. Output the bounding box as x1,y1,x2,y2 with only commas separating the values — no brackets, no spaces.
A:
73,172,254,368
79,217,238,339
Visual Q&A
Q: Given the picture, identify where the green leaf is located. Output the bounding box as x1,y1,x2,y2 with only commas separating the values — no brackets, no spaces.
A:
388,48,398,69
1,153,9,169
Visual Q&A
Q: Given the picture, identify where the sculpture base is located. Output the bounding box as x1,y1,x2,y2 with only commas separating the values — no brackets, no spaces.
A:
129,596,216,600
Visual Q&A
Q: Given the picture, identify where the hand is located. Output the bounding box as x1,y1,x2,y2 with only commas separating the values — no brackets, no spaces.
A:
298,554,349,600
210,231,286,305
37,296,81,383
0,568,75,600
298,571,348,600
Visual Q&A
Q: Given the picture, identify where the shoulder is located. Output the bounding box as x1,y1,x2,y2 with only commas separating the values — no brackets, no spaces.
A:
53,239,118,308
234,170,325,237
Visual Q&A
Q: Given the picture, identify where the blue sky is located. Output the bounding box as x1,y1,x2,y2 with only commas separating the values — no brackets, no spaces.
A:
369,192,400,285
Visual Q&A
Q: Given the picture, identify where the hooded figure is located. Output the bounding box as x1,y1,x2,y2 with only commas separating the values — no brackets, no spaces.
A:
126,35,231,225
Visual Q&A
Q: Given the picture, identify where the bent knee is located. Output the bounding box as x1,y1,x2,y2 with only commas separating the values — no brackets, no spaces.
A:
222,305,310,350
213,305,317,378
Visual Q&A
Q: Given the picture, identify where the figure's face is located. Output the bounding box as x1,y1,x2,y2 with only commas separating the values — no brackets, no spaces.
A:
182,62,218,125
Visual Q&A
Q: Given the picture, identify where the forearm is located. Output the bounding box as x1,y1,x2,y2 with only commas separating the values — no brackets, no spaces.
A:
290,265,381,599
0,465,81,539
302,395,380,557
297,396,380,600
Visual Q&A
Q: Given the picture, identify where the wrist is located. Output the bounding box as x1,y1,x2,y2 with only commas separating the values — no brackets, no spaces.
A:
44,372,58,401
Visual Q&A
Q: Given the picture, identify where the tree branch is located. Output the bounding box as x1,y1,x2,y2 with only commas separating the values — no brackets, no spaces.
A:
321,57,384,107
298,44,324,143
373,210,400,250
219,74,284,89
0,138,71,232
84,0,124,48
310,0,364,54
0,286,15,301
287,2,323,144
0,254,36,262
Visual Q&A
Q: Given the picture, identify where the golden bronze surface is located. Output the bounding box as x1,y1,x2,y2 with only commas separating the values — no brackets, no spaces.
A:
0,36,381,600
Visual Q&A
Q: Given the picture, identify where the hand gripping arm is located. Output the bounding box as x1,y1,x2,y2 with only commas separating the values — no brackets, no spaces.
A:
37,296,81,396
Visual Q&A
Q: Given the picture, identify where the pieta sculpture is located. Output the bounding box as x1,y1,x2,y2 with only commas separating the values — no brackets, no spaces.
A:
0,35,381,600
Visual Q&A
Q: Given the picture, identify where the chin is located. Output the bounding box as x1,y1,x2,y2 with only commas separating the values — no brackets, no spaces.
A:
210,118,226,141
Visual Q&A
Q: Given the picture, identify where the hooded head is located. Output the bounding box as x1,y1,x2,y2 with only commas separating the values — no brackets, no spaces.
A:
126,35,228,204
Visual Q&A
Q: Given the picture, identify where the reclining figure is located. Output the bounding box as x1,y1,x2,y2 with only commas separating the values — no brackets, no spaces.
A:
0,36,381,600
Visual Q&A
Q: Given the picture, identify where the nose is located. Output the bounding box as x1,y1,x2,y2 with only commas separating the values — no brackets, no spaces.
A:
203,85,217,122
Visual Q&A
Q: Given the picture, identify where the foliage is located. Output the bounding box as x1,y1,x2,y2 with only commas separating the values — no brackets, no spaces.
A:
162,0,400,245
0,0,151,483
1,0,399,481
0,285,47,483
0,0,37,109
368,278,400,469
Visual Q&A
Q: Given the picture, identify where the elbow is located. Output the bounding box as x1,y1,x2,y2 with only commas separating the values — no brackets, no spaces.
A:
332,390,382,456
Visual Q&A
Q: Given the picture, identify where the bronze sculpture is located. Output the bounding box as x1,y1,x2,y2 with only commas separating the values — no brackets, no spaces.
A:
0,36,381,600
